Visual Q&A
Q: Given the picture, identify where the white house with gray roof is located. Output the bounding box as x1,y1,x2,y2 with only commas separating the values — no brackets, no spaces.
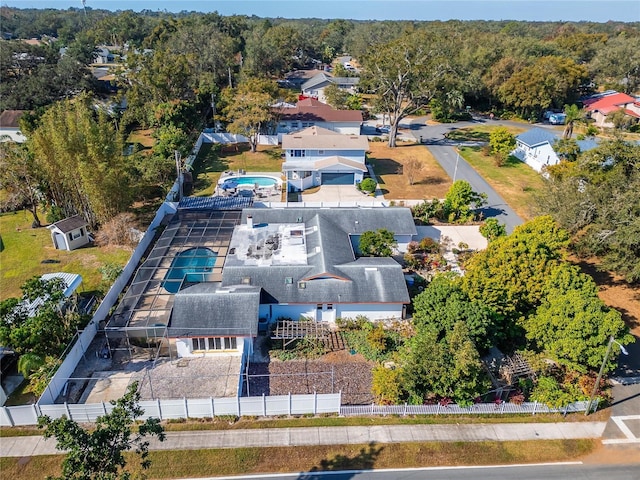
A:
301,72,359,103
512,128,560,173
282,126,369,191
167,206,415,357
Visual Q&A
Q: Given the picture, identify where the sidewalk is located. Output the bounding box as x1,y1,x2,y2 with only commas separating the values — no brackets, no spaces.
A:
1,422,607,457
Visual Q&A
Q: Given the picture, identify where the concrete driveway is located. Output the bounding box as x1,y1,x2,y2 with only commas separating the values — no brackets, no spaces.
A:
301,185,383,203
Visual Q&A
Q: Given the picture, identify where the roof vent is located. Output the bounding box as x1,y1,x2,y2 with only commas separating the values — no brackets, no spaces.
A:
241,277,251,285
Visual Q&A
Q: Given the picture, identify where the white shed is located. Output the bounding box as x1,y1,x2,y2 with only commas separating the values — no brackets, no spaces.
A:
48,215,90,251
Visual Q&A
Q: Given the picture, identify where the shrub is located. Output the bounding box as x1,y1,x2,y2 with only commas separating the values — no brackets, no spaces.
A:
372,364,404,405
360,177,377,193
95,213,139,249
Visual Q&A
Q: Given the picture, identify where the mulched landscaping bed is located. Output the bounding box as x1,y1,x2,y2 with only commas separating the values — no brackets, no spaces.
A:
246,351,375,405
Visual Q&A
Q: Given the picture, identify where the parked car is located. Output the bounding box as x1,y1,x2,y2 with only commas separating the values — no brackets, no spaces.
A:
548,113,567,125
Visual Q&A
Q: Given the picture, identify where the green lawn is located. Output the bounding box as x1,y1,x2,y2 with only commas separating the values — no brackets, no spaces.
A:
459,146,546,220
191,143,283,197
447,126,545,220
0,439,597,479
0,210,132,300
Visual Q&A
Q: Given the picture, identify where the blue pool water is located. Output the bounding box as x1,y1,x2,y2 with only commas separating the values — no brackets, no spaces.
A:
162,247,217,294
221,176,278,188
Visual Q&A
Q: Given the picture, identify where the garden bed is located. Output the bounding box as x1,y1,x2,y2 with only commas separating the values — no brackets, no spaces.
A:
247,350,375,405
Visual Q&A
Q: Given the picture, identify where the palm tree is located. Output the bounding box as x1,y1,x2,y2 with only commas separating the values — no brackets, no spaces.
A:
17,353,44,378
563,104,584,139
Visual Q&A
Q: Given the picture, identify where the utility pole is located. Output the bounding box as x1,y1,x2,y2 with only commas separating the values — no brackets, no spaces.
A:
585,336,628,415
453,151,460,183
210,93,216,132
175,150,182,201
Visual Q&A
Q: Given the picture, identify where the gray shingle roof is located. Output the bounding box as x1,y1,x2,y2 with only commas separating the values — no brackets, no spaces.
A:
282,126,369,150
221,207,414,305
240,207,417,237
516,128,559,148
50,215,88,233
169,283,261,336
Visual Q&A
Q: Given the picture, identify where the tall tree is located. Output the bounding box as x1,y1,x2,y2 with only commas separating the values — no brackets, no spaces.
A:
221,78,281,153
537,139,640,282
38,382,165,480
461,216,570,317
28,96,132,228
412,274,500,350
498,56,587,118
0,142,43,227
526,289,632,373
562,104,584,139
362,30,455,147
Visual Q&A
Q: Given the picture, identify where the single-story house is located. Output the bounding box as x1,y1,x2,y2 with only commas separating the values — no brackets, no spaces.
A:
301,72,359,104
171,284,260,358
274,98,362,136
583,91,640,128
48,215,90,251
167,206,415,357
0,110,27,143
278,69,324,89
512,128,561,173
282,126,369,192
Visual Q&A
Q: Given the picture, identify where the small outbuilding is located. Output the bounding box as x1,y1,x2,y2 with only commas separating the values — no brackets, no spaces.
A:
48,215,90,251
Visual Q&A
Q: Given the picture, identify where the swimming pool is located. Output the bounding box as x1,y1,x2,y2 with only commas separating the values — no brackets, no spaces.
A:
219,175,281,189
162,247,217,294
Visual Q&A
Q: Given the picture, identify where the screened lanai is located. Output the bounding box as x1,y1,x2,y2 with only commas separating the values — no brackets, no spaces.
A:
104,197,252,359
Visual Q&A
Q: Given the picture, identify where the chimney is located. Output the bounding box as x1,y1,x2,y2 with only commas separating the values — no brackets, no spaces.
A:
247,215,253,228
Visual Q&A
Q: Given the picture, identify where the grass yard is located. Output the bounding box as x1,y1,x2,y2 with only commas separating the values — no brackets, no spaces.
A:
127,128,155,148
449,125,544,220
0,211,132,301
0,439,597,479
367,143,450,199
458,146,546,220
191,143,283,197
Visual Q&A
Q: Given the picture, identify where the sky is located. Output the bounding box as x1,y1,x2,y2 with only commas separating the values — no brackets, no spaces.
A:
4,0,640,23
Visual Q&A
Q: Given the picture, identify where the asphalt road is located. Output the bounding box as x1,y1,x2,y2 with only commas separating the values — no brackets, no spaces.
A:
185,463,640,480
405,116,532,233
425,144,522,233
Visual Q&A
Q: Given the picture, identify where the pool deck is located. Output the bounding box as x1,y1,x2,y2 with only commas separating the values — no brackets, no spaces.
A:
216,171,284,200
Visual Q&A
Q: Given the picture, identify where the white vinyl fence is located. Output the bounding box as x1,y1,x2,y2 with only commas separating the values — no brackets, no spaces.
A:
340,400,594,417
0,393,341,426
39,202,178,405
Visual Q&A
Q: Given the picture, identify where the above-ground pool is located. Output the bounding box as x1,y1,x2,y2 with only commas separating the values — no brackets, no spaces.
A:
220,175,281,189
162,247,217,294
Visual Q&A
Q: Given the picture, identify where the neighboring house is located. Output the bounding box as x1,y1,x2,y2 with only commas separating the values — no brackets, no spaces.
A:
301,72,359,103
0,110,27,143
94,46,115,64
278,69,323,89
281,126,369,191
22,272,84,317
512,128,561,173
583,91,640,128
275,98,363,136
48,215,90,251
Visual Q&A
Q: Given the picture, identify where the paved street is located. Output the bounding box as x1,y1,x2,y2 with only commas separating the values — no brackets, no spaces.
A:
406,116,533,233
183,463,640,480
